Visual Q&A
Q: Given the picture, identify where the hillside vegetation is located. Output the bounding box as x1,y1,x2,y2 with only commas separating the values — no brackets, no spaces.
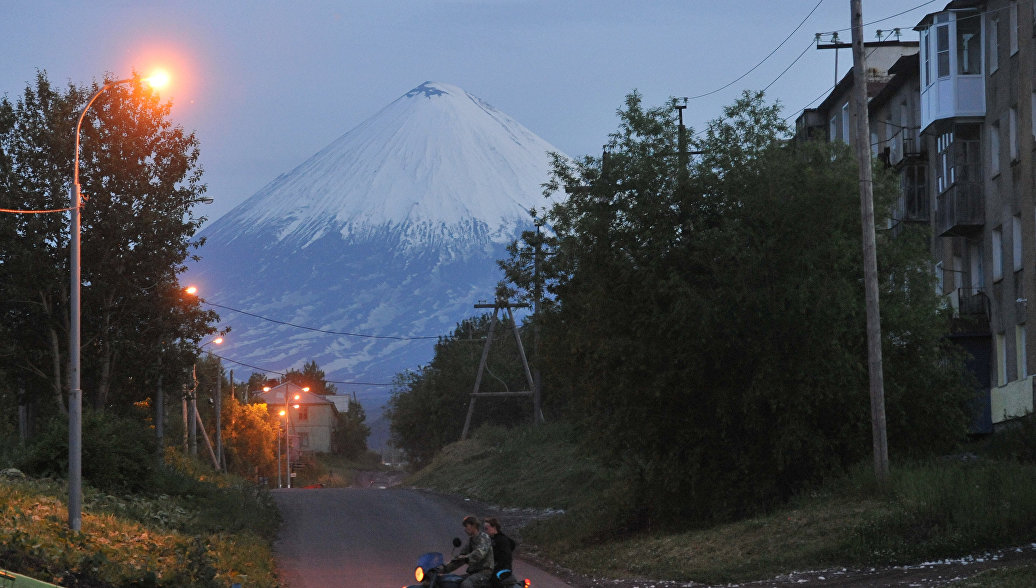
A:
0,455,279,587
408,422,1036,585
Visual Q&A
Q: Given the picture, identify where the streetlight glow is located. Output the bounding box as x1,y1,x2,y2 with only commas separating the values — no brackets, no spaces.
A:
144,69,170,89
184,285,198,295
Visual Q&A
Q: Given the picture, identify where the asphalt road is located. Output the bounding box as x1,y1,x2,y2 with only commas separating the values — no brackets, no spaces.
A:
272,487,573,587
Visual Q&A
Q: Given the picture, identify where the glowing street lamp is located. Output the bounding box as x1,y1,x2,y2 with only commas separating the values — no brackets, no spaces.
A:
68,70,169,532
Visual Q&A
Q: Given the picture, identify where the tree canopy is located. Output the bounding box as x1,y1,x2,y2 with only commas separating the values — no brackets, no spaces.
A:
497,90,971,524
0,71,217,430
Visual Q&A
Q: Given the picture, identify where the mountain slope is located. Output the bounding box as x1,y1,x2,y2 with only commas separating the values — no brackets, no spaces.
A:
188,82,563,416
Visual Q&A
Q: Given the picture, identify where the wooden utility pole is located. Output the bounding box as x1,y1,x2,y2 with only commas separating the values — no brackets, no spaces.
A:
850,0,889,484
460,298,541,440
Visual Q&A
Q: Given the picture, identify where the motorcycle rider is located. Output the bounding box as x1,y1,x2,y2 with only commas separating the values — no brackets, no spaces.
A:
484,517,517,586
443,515,494,588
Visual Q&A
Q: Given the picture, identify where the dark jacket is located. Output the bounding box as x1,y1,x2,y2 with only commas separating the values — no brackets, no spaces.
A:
491,532,516,574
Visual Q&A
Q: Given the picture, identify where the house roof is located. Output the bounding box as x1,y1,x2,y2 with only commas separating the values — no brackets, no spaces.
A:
257,381,335,409
868,53,920,111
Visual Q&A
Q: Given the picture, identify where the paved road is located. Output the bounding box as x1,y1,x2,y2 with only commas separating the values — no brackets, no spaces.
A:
272,487,573,587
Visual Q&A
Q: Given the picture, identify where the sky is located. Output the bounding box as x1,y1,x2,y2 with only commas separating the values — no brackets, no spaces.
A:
1,0,944,224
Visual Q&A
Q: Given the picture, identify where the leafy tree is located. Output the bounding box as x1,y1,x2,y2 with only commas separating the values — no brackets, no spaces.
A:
502,91,971,525
0,71,216,429
387,315,532,466
282,360,338,395
222,396,279,480
333,399,370,459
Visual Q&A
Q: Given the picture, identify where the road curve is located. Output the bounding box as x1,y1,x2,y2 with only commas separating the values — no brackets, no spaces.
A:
272,487,572,587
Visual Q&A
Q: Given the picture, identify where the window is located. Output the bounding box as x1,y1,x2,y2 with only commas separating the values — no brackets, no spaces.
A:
971,240,985,289
991,120,1001,176
922,28,931,85
299,432,310,448
841,103,850,143
957,12,982,74
1011,2,1019,55
901,164,927,220
1031,92,1036,141
997,332,1008,386
937,22,951,77
993,227,1004,282
1017,325,1028,380
936,261,945,295
954,255,964,290
937,131,952,192
829,115,838,142
297,406,309,421
991,17,1000,72
1015,215,1024,271
1010,107,1019,161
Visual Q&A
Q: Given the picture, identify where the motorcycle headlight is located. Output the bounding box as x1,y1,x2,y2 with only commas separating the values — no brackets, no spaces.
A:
415,566,425,583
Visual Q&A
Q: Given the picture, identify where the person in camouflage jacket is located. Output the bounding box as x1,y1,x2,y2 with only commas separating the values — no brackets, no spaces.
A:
444,515,494,588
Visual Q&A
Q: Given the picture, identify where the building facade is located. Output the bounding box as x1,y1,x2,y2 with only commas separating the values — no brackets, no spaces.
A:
797,0,1036,430
258,382,339,455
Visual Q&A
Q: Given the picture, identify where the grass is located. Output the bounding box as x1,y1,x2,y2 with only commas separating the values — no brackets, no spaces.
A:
406,423,1036,585
0,464,280,587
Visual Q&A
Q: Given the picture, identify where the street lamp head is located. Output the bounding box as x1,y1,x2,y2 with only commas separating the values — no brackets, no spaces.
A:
143,69,170,90
184,285,198,295
212,336,224,345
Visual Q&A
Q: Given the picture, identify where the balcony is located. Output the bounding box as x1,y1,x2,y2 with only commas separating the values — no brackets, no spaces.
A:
936,181,983,236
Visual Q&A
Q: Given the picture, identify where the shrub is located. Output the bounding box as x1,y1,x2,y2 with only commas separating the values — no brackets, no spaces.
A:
17,410,159,494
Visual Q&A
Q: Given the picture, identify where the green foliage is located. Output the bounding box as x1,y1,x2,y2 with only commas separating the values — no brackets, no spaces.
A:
387,315,535,467
846,459,1036,564
0,70,217,423
500,90,971,526
407,422,610,509
0,473,279,587
333,398,371,459
17,410,159,494
283,359,338,395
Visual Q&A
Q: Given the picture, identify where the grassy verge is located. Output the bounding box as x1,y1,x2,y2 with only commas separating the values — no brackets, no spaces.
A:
0,464,279,587
407,423,1036,585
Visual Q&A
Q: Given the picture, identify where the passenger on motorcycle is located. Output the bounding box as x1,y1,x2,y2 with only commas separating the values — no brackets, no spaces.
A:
442,515,495,588
484,517,517,584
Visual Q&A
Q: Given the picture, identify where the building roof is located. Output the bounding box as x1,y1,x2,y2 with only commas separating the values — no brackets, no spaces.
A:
257,381,336,409
869,53,920,111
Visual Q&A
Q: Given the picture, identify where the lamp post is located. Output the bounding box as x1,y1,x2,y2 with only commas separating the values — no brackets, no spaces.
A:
68,72,167,532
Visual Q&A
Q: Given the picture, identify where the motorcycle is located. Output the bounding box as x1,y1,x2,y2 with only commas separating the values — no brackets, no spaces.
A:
403,538,531,588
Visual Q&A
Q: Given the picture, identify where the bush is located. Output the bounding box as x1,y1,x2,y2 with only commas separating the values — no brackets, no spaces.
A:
17,410,159,494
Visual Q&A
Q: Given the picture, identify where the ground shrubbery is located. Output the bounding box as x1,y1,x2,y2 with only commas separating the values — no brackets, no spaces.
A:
0,411,280,587
16,410,159,494
409,422,1036,585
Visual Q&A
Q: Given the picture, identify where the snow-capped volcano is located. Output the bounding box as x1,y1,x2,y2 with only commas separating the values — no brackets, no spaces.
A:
215,81,559,252
188,82,564,421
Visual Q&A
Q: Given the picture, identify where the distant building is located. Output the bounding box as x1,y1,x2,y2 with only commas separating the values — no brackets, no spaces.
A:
258,382,338,455
796,1,1036,431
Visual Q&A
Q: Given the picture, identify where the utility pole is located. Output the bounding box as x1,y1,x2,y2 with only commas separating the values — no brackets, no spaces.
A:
215,359,223,471
850,0,889,485
532,223,544,425
676,97,689,194
461,298,539,440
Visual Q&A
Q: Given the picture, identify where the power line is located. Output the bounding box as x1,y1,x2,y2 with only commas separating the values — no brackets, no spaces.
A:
202,300,440,341
687,0,824,101
207,351,395,387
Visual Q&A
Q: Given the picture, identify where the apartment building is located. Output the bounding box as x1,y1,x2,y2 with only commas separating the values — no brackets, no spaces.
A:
796,0,1036,431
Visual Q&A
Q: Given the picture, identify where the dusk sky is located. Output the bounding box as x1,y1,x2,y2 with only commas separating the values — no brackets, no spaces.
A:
2,1,941,224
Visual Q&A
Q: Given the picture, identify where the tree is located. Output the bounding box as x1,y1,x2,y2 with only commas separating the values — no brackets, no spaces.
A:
501,91,971,525
223,395,279,480
333,399,370,459
387,315,531,466
283,360,338,395
0,71,216,428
